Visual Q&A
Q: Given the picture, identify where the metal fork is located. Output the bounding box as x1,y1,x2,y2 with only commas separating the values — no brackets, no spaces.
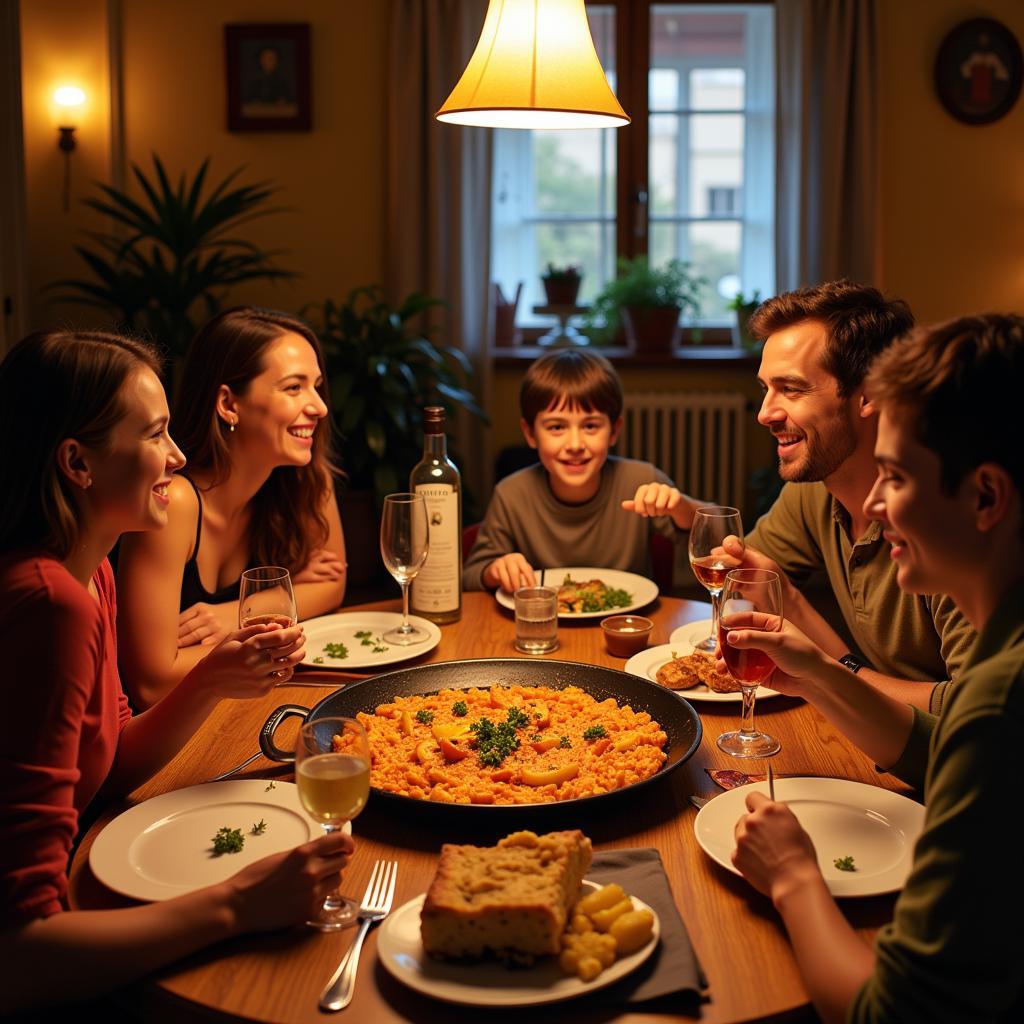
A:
319,859,398,1012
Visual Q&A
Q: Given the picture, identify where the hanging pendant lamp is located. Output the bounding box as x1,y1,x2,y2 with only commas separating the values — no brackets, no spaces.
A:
436,0,630,130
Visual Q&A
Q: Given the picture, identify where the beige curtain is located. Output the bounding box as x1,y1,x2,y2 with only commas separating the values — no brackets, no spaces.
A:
776,0,881,289
386,0,493,509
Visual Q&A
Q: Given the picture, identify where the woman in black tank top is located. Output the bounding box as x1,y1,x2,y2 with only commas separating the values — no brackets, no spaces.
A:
116,307,347,708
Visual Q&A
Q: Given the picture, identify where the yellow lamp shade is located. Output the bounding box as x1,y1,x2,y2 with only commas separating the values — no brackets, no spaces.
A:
436,0,629,130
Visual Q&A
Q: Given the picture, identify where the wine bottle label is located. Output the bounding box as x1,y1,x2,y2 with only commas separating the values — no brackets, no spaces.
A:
411,484,460,613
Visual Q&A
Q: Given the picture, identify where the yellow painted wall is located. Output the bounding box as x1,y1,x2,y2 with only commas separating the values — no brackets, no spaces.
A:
879,0,1024,320
20,0,387,331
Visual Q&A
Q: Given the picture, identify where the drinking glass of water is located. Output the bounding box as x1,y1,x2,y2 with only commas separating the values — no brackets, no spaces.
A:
513,585,559,654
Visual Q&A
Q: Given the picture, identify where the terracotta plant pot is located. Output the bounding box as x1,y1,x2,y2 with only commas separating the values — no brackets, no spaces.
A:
542,277,581,306
622,304,681,352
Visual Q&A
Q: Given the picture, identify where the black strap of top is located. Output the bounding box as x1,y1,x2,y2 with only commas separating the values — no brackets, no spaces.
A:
182,475,204,559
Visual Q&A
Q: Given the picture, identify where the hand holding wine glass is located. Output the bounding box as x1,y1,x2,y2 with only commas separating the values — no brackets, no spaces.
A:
239,566,297,629
380,492,430,645
688,506,743,652
295,716,370,930
717,568,783,758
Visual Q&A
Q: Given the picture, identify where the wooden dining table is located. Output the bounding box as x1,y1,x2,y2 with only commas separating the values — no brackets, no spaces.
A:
70,591,912,1023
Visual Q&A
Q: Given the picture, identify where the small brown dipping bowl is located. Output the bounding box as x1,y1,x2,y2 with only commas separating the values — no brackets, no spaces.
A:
601,615,654,657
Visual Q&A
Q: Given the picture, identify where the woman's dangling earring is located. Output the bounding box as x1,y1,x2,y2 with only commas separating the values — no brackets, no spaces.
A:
229,421,235,433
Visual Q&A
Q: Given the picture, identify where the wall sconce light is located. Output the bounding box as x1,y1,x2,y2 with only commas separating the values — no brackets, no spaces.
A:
437,0,629,130
54,86,86,211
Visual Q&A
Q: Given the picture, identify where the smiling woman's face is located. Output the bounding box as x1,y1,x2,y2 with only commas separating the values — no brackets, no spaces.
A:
227,332,328,469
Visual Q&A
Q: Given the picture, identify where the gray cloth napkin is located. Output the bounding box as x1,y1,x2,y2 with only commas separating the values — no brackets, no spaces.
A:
587,847,706,1005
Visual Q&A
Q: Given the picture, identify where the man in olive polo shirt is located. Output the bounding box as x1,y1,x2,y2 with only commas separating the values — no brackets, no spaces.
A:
726,280,975,712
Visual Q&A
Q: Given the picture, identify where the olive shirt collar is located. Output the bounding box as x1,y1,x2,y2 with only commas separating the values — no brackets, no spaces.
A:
829,493,883,546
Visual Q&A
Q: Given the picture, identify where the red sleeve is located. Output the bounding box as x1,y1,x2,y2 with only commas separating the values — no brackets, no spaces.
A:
0,568,106,926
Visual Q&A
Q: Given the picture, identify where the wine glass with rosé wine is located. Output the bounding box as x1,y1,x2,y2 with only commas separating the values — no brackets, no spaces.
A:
688,506,743,653
295,716,370,929
716,568,783,758
239,566,297,680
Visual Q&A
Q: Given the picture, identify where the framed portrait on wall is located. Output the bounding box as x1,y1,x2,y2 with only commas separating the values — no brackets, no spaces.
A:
225,23,312,132
935,17,1022,125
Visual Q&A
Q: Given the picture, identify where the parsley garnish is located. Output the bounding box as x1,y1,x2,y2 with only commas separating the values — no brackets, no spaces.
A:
833,855,856,872
415,709,435,725
323,642,349,660
506,706,530,730
251,819,267,835
212,826,245,855
531,733,543,742
559,736,572,749
355,630,372,640
312,656,324,664
470,717,521,767
265,781,276,791
583,725,608,741
452,700,468,717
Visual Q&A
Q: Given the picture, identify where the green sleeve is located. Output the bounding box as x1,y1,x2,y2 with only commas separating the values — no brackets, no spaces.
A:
926,593,977,683
883,705,935,788
745,484,824,586
850,705,1024,1022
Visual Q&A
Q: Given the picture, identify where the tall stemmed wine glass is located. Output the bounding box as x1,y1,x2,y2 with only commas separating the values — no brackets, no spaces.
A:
688,506,743,652
716,568,783,757
295,716,370,929
380,492,430,645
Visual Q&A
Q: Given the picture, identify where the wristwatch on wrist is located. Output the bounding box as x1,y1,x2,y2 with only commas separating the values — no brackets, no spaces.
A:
839,653,865,674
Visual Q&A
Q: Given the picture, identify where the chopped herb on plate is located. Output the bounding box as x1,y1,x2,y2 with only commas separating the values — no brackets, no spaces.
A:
833,855,856,872
212,826,245,855
323,642,349,660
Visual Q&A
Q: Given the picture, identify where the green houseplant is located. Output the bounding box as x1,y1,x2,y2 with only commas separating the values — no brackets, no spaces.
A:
49,155,296,360
728,289,762,350
307,286,485,506
586,256,705,351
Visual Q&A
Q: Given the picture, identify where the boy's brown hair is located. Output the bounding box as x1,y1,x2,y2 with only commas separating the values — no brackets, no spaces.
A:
749,279,914,397
866,313,1024,498
519,350,623,424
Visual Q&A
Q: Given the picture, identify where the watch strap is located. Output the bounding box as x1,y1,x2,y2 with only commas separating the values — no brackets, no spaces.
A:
839,653,864,674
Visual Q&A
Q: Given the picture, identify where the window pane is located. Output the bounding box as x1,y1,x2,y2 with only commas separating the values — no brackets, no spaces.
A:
536,221,616,305
650,4,774,326
650,220,741,321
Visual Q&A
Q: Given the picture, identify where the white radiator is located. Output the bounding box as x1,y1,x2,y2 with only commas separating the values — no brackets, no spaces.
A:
619,392,748,511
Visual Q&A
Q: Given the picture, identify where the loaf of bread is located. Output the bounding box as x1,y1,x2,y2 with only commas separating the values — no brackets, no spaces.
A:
420,830,592,962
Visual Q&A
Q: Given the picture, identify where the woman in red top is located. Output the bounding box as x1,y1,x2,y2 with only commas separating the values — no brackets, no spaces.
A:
0,330,352,1013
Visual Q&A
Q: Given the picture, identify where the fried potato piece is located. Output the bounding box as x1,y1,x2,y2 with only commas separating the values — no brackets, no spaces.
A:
657,651,742,693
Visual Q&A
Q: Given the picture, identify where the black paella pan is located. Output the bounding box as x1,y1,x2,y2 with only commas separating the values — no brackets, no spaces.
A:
258,659,702,822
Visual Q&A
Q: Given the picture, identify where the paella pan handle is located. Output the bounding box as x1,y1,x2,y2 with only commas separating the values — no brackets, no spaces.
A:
258,704,309,764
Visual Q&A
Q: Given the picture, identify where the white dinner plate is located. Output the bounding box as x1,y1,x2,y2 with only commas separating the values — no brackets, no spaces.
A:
89,781,349,902
625,642,782,703
495,567,659,620
377,881,660,1006
694,777,926,897
301,611,442,669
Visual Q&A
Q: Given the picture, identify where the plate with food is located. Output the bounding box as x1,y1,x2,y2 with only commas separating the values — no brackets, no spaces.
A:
88,781,349,902
257,659,702,821
300,611,441,670
494,567,658,619
694,777,926,897
626,643,782,702
377,829,660,1006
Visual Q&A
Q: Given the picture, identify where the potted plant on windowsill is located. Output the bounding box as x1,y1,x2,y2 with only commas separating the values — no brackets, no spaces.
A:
540,263,583,306
585,257,705,352
305,287,486,593
728,289,762,351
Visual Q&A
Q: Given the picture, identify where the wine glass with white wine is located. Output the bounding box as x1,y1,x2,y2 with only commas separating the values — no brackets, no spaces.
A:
295,716,370,930
380,492,430,645
688,506,743,653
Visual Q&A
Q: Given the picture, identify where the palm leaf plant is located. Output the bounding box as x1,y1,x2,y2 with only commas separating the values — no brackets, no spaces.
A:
307,286,486,506
49,155,296,359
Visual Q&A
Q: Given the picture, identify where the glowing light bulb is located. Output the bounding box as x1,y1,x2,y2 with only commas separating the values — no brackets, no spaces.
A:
54,86,86,108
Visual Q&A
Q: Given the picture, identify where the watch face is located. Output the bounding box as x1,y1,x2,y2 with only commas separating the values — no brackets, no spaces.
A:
840,655,863,674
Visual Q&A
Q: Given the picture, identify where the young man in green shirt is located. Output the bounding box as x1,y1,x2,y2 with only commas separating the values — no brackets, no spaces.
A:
723,313,1024,1022
725,281,975,711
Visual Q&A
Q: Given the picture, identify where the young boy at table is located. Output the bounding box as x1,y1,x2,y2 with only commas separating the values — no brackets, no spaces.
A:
722,313,1024,1022
463,349,701,592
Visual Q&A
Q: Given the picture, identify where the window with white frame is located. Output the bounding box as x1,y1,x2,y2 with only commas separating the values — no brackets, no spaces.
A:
490,2,775,339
